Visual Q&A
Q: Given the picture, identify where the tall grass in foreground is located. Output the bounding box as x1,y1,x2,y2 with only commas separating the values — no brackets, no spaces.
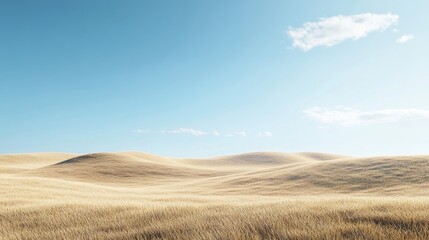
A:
2,198,429,240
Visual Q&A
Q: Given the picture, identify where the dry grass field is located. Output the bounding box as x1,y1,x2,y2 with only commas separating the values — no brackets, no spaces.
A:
1,152,429,239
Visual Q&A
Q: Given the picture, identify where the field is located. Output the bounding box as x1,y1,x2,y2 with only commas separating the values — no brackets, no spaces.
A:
1,152,429,239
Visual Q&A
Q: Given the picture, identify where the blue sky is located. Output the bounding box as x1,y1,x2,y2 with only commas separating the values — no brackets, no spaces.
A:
1,0,429,157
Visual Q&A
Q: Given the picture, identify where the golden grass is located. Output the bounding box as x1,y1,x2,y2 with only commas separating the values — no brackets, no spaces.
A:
1,152,429,239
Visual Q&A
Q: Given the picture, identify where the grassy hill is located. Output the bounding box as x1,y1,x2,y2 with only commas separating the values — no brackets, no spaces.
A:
2,151,429,239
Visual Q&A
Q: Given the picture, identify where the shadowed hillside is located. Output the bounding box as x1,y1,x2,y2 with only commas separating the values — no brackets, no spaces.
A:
29,152,225,184
180,152,346,169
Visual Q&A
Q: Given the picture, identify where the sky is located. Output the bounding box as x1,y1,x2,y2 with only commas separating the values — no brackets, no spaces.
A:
1,0,429,157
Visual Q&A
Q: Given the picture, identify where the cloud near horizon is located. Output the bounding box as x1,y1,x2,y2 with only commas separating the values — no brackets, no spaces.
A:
288,13,399,51
258,131,273,137
165,128,207,136
396,34,414,43
135,128,270,137
304,107,429,126
235,131,247,137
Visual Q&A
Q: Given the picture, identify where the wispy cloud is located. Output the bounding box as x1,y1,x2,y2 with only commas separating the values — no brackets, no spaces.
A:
136,128,264,137
288,13,399,51
304,107,429,126
258,131,273,137
235,131,247,137
163,128,207,136
396,34,414,43
134,129,151,134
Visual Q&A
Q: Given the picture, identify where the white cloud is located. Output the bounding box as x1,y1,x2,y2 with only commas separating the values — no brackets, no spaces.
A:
235,131,247,137
288,13,399,51
396,34,414,43
304,107,429,126
134,129,151,134
258,131,273,137
149,129,254,137
164,128,207,136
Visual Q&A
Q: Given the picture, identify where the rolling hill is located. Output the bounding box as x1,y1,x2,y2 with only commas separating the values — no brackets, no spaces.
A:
4,151,427,195
2,151,429,239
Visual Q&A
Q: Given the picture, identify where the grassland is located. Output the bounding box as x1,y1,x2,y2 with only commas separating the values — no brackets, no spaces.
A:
1,152,429,239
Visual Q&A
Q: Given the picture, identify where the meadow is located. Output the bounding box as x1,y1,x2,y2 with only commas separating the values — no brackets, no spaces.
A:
1,152,429,239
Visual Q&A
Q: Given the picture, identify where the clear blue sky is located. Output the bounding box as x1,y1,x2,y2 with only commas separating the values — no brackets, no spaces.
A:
1,0,429,157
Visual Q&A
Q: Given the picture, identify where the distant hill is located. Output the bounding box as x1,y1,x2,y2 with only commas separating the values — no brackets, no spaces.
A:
1,151,428,195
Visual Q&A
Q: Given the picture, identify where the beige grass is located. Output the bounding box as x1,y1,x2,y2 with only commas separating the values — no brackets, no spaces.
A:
1,152,429,239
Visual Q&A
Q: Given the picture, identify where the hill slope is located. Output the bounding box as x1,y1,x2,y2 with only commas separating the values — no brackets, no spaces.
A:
5,151,427,195
29,152,224,184
0,152,77,168
201,155,429,195
0,152,77,174
179,152,346,169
